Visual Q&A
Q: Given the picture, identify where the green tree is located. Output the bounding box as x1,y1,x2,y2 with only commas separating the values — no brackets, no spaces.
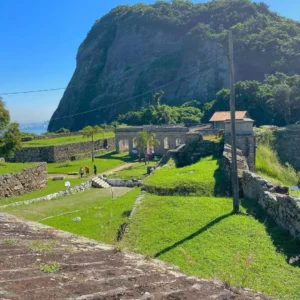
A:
152,90,164,107
136,131,160,161
272,84,292,125
0,122,22,157
0,97,10,132
82,125,103,162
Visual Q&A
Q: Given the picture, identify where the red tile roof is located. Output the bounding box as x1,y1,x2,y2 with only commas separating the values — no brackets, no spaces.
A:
209,111,248,122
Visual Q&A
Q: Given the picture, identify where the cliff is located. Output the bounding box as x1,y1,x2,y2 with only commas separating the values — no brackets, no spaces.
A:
48,0,300,132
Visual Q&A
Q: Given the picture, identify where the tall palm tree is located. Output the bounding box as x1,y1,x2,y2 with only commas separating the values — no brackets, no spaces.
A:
82,125,103,162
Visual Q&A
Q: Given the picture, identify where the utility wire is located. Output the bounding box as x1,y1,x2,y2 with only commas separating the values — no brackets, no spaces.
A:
50,54,227,122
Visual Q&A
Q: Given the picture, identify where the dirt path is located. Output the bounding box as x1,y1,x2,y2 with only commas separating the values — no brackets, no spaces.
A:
0,213,272,300
47,162,137,179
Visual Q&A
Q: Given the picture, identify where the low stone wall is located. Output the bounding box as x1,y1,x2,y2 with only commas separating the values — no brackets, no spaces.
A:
242,171,300,238
0,163,47,199
106,178,142,187
0,180,92,209
12,138,115,163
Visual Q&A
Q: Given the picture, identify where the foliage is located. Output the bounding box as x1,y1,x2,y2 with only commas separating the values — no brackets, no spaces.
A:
256,144,299,187
118,101,203,126
38,262,61,273
0,97,10,131
81,125,103,139
22,131,114,147
143,156,228,196
136,131,160,155
203,73,300,126
55,128,70,134
2,187,138,245
0,122,22,157
48,0,300,131
122,194,300,299
0,98,22,157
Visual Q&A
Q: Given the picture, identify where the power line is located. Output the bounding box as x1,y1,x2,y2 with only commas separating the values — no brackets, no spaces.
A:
1,87,66,96
50,54,227,122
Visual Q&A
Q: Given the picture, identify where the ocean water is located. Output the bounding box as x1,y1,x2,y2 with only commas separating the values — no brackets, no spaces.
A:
22,128,47,135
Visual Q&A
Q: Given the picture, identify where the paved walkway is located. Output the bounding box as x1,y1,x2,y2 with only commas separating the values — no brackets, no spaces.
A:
0,213,273,300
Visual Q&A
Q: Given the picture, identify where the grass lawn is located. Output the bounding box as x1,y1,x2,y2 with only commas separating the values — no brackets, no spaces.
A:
0,162,36,176
0,178,86,206
1,187,138,245
22,132,115,147
143,156,228,196
256,144,299,196
108,161,157,180
47,151,133,174
122,194,300,300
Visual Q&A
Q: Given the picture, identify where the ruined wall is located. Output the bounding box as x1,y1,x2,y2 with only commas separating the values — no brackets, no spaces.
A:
12,138,115,163
242,171,300,238
275,125,300,171
0,163,47,199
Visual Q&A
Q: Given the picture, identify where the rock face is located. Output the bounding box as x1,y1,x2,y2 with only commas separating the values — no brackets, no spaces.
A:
48,1,300,132
0,163,47,199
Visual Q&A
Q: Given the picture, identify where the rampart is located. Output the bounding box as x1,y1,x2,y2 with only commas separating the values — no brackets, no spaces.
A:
0,163,47,199
12,138,115,163
274,125,300,171
242,171,300,238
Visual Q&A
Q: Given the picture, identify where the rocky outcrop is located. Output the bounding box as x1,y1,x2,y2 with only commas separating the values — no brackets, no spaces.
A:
0,163,47,199
242,171,300,238
48,1,300,132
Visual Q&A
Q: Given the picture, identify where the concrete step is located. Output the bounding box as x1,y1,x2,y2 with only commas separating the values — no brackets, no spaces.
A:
91,177,110,189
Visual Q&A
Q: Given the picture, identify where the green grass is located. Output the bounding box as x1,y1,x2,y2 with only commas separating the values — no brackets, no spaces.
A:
122,194,300,300
47,151,132,174
22,132,115,147
108,161,157,180
1,187,138,245
0,178,85,206
256,144,299,188
143,156,228,196
0,162,36,175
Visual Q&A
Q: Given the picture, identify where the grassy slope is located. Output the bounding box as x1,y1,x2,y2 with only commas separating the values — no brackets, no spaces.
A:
22,132,115,147
122,194,300,300
1,188,138,245
0,178,86,206
108,161,157,180
256,145,299,196
47,151,132,174
0,162,36,176
143,156,228,196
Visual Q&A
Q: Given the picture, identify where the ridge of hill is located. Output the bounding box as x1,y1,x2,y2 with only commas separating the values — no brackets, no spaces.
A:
48,0,300,131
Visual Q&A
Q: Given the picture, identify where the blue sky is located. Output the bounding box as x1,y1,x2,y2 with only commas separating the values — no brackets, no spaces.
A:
1,0,299,123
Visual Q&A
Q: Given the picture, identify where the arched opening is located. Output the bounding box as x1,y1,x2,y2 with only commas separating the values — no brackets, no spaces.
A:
132,137,137,149
176,138,181,147
118,139,129,153
164,137,169,150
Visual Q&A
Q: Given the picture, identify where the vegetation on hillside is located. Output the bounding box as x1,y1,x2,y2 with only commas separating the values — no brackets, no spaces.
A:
0,97,22,157
48,0,300,131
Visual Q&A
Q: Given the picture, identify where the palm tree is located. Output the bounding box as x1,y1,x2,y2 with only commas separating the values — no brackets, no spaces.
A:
136,130,160,162
82,125,103,162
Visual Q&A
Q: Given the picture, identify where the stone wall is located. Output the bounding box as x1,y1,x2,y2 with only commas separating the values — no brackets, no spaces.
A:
0,163,47,199
12,138,115,163
242,171,300,238
274,125,300,171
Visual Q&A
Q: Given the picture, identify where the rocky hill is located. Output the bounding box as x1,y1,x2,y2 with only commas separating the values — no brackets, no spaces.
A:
48,0,300,132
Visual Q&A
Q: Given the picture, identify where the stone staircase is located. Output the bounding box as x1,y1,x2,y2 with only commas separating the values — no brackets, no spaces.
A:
91,176,110,188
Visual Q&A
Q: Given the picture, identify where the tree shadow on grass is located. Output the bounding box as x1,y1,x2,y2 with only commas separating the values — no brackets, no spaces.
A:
213,155,230,197
242,198,300,267
95,151,135,163
154,212,233,258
